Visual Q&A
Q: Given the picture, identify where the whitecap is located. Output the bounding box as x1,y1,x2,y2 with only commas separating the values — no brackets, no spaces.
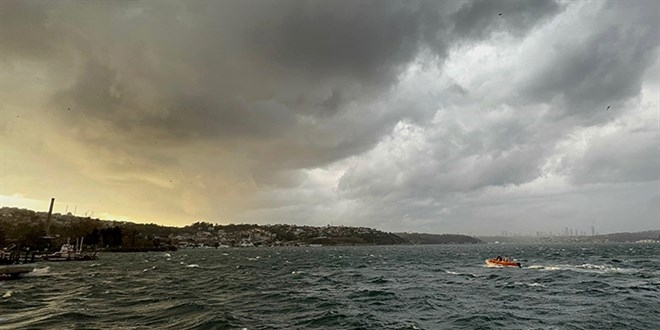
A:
575,263,638,274
186,264,200,268
527,263,637,274
2,290,12,298
143,266,157,272
513,282,546,288
26,266,50,277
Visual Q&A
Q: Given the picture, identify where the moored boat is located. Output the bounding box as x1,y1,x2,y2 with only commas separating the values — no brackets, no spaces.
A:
41,238,98,262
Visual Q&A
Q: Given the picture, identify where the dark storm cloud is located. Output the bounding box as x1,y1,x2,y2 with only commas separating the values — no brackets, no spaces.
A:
453,0,561,40
0,0,562,169
521,1,659,118
0,1,55,60
246,1,450,85
320,90,343,114
44,1,450,141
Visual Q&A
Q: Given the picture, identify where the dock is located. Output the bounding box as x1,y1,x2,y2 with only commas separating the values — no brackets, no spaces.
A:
0,251,37,278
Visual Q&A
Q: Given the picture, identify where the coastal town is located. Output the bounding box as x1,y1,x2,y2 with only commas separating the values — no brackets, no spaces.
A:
167,222,409,248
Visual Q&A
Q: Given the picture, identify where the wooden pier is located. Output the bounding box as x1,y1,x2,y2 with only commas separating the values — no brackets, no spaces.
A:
0,251,37,278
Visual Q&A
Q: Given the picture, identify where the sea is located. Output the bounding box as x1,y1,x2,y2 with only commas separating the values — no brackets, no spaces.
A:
1,243,659,329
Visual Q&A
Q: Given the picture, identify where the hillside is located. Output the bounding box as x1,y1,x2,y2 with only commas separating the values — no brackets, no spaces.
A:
1,207,479,250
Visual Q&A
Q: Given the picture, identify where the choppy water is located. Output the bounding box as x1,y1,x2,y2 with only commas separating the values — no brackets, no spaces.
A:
2,243,659,329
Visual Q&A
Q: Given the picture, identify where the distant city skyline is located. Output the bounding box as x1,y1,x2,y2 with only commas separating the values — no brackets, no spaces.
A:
1,1,659,235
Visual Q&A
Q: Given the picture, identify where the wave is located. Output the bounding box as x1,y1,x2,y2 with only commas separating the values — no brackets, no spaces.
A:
25,266,51,277
512,282,546,288
445,270,480,278
525,263,639,274
3,244,659,330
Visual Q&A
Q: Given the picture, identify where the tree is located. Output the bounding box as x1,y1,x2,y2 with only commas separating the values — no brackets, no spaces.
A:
111,226,123,247
100,226,123,248
17,226,48,250
0,226,5,247
85,228,100,246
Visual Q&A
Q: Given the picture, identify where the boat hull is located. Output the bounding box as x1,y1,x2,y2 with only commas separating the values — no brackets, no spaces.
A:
485,259,522,268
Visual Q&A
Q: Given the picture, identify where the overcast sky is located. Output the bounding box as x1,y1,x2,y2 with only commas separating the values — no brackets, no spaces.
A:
1,0,658,235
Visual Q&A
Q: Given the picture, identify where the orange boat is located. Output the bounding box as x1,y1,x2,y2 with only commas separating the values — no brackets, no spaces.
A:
486,258,522,268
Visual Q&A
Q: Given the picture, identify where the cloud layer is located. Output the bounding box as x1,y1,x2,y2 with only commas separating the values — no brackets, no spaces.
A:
1,0,658,234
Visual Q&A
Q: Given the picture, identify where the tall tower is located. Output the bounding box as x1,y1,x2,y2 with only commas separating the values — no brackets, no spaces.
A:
45,198,55,238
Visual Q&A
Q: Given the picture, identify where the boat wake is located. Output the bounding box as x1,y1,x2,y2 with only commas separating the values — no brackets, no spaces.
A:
445,270,480,278
526,263,638,274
